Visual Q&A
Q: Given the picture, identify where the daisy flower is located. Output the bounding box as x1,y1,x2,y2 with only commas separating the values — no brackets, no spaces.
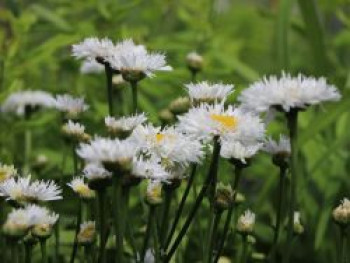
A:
26,204,59,238
145,180,163,205
105,113,147,138
293,211,304,234
220,140,262,164
54,94,89,119
130,124,204,167
237,209,256,234
62,120,86,138
263,135,291,155
0,176,62,203
238,72,341,113
82,163,112,181
332,198,350,225
177,102,265,144
1,90,55,116
78,221,96,244
72,37,115,62
3,207,34,237
132,157,171,182
80,59,104,74
185,81,234,104
0,163,17,183
67,177,95,199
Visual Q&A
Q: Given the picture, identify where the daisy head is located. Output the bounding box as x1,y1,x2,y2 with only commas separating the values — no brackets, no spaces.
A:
1,90,55,117
239,72,341,113
0,164,17,183
145,180,163,206
178,102,265,144
82,163,112,190
220,140,262,166
67,177,95,200
263,135,291,168
293,211,304,234
131,124,204,168
185,81,234,105
78,221,96,245
72,37,115,63
333,198,350,226
80,59,104,74
105,113,147,138
107,39,172,81
27,205,59,239
54,94,89,119
186,51,203,73
3,207,33,238
132,157,171,182
237,209,256,234
62,120,89,142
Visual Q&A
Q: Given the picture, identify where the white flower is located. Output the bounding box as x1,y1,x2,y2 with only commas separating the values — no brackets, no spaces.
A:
333,198,350,225
0,176,62,203
105,113,147,136
67,177,95,199
177,102,265,144
0,164,17,183
130,124,204,167
78,221,96,244
237,209,256,233
132,157,171,182
145,180,163,205
83,163,112,181
80,59,104,74
263,135,291,155
62,120,85,137
54,94,89,118
220,140,262,163
25,204,59,226
72,37,115,61
107,39,172,78
77,137,139,170
185,81,233,103
293,211,304,234
238,72,341,113
1,90,55,116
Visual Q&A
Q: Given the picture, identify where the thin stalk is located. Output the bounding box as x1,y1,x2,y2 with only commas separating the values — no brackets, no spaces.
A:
23,128,32,174
164,138,221,262
241,235,248,263
98,190,107,263
284,110,299,263
84,245,93,263
152,210,161,263
160,188,173,248
112,176,124,263
141,206,156,262
126,221,138,262
270,166,288,262
104,64,114,116
40,240,47,263
214,165,243,263
131,81,138,113
165,164,197,249
25,244,33,263
54,222,60,263
10,240,18,263
340,227,348,263
69,199,82,263
206,212,222,263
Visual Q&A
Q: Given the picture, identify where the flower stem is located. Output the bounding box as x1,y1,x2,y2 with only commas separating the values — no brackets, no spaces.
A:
23,128,32,174
130,81,138,113
206,211,222,263
25,243,33,263
214,164,243,263
69,199,82,263
10,239,18,263
284,109,299,263
164,137,221,262
152,210,161,263
112,176,123,263
40,240,47,263
97,190,107,263
241,235,248,263
165,164,197,249
340,227,348,263
104,64,114,116
160,188,173,249
141,205,156,262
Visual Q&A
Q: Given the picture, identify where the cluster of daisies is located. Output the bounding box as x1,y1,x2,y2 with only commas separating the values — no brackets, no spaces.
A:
0,36,347,262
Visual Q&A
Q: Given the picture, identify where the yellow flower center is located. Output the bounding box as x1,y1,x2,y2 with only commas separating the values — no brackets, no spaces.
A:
75,184,93,197
155,133,165,143
210,114,237,129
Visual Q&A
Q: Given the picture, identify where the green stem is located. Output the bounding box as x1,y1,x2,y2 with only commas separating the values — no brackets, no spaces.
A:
164,137,221,262
284,109,299,263
98,190,107,263
141,206,156,262
152,209,161,263
160,188,173,248
340,227,348,263
165,164,197,249
112,176,123,263
25,244,32,263
206,212,222,263
241,235,248,263
104,64,114,116
131,81,138,113
40,240,47,263
84,245,93,263
213,165,243,263
10,240,18,263
54,222,60,263
23,128,32,174
69,199,82,263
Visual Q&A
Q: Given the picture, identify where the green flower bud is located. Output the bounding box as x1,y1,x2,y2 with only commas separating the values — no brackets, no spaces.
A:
145,181,163,206
169,97,191,115
214,183,234,212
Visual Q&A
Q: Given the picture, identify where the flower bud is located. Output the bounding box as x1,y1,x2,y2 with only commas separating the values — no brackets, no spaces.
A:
31,224,53,240
77,221,96,246
112,74,126,87
2,221,29,239
234,192,246,205
293,211,304,235
186,52,203,73
159,109,175,125
332,198,350,226
121,70,146,83
169,97,191,115
214,183,234,212
0,164,17,183
237,210,255,234
145,181,162,206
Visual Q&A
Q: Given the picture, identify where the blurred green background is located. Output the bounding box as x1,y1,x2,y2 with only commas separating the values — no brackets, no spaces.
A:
0,0,349,262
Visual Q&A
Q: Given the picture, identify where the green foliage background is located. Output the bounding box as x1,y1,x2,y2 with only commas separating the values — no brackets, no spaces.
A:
0,0,349,262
